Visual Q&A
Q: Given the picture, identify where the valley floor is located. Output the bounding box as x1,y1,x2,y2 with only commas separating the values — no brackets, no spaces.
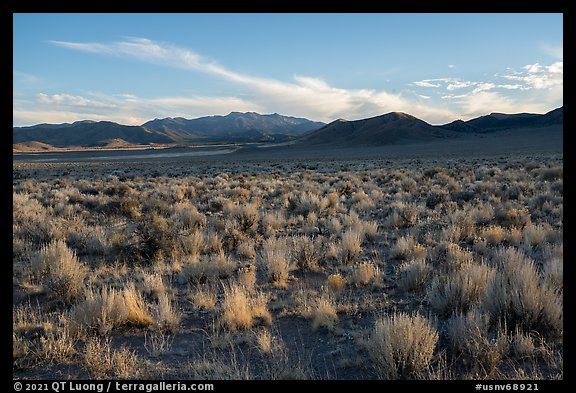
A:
13,149,563,381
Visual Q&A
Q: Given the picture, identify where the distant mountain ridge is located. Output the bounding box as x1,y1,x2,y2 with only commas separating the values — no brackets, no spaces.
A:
13,112,326,148
300,112,457,146
296,107,562,147
13,107,562,150
440,107,562,134
143,112,324,139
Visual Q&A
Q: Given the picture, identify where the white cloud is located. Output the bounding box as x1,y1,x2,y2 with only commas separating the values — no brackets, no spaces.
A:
446,80,477,91
413,80,440,88
48,37,459,123
16,38,560,127
448,64,456,69
13,92,264,126
35,93,116,109
13,110,147,126
472,83,496,94
503,62,563,90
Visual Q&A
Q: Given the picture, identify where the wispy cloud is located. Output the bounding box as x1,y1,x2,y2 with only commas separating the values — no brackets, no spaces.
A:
502,62,563,90
14,37,562,126
413,80,440,88
48,37,458,123
13,91,263,126
35,93,116,109
541,43,563,60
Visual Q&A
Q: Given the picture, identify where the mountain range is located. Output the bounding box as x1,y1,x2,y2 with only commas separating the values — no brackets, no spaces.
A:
13,107,562,151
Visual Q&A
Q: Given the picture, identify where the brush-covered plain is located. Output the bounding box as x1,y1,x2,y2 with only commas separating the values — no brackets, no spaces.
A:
13,153,563,380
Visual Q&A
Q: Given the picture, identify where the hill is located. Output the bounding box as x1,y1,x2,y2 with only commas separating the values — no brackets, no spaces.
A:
298,112,460,146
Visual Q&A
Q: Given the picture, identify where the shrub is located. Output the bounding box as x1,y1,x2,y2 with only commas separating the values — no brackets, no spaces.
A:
429,263,494,317
84,336,140,379
34,323,76,364
221,283,271,332
480,225,506,246
522,224,549,248
180,252,235,284
311,296,338,331
32,240,88,303
351,261,379,287
367,313,438,379
237,265,257,290
153,293,181,332
426,188,451,209
446,308,507,374
190,284,217,311
386,203,419,228
327,273,346,294
71,284,154,336
392,236,427,261
338,230,362,265
485,247,563,337
287,191,328,218
171,202,206,231
258,237,291,287
226,203,259,233
494,203,531,229
292,236,322,271
397,259,433,293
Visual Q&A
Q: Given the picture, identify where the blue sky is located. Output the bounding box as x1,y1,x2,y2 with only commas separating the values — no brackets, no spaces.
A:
13,13,563,126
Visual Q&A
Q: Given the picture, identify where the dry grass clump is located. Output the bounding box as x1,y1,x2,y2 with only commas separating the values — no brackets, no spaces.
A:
31,239,88,303
494,203,531,229
522,223,552,249
227,203,260,233
180,252,236,284
327,273,346,294
485,247,563,337
189,284,217,311
84,336,140,379
391,235,427,261
351,261,379,287
447,308,508,375
153,293,182,332
397,259,433,293
221,283,272,332
337,229,363,265
367,313,438,379
260,211,285,238
480,225,507,246
237,240,257,260
543,245,563,291
429,263,494,317
258,237,292,287
385,202,420,228
292,235,323,271
171,202,206,230
435,242,474,271
311,296,338,331
237,265,257,290
32,321,77,365
70,284,154,336
287,191,328,218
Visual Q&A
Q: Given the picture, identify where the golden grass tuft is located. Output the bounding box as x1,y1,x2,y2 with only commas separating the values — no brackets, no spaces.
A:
32,239,88,303
367,313,438,379
351,261,379,287
327,273,346,295
311,296,338,331
221,283,271,332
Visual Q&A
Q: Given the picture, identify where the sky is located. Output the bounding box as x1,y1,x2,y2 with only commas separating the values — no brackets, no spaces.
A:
13,13,563,126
